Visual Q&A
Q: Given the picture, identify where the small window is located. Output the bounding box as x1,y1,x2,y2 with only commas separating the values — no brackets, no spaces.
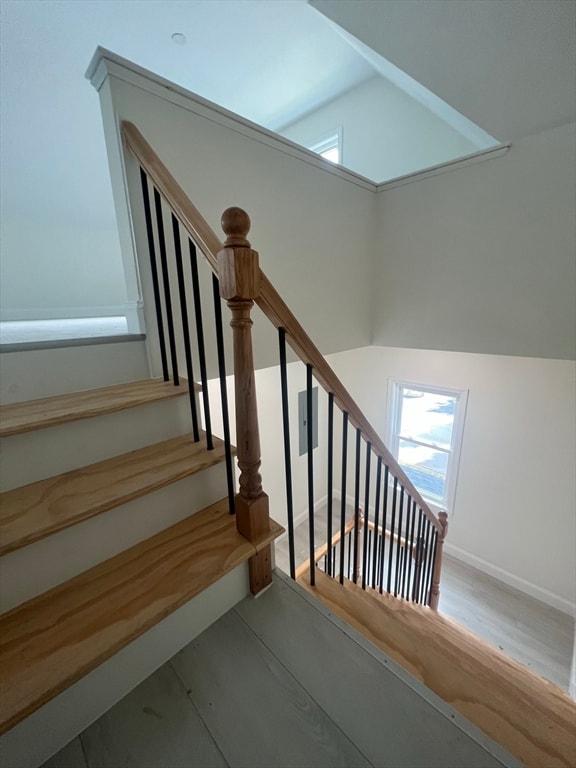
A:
387,381,467,512
308,129,341,164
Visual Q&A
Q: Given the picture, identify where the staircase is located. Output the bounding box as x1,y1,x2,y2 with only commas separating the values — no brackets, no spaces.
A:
0,363,282,766
1,104,574,768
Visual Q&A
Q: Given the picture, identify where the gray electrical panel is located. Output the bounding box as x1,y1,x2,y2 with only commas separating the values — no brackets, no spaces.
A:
298,387,318,456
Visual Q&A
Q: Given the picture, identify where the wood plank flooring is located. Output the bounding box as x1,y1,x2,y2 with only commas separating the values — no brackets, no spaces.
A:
0,379,194,436
0,501,283,734
43,575,520,768
0,433,227,555
440,554,574,690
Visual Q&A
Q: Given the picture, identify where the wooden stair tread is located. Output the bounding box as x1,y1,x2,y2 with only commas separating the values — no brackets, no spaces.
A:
0,500,284,735
0,433,228,555
0,379,197,437
299,569,576,768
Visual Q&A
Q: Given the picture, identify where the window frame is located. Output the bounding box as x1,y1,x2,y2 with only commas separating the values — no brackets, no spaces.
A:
307,127,342,164
386,379,468,513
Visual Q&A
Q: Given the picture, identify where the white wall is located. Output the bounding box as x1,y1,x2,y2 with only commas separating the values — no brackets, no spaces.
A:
98,62,375,374
281,76,478,183
0,215,126,320
373,122,576,361
206,358,331,532
326,345,576,613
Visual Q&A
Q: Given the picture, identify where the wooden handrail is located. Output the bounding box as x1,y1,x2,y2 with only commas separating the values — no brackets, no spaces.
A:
122,122,221,271
121,121,441,533
256,274,440,530
365,518,411,550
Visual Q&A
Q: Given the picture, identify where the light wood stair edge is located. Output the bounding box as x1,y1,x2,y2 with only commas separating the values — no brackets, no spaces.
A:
0,378,199,437
0,500,284,735
298,569,576,768
0,433,231,556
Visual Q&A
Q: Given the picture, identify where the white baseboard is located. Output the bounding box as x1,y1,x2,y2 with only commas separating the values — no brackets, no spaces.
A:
0,306,128,322
444,542,576,617
288,491,366,533
290,494,329,532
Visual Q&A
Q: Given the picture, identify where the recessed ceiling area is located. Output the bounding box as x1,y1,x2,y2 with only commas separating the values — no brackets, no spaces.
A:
1,0,572,323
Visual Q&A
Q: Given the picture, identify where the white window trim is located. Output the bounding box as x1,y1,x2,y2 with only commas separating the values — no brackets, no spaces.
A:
386,379,468,515
308,127,343,164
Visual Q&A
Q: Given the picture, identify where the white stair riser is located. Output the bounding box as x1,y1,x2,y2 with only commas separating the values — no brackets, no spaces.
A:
0,565,249,768
0,395,198,491
0,341,150,405
0,462,228,613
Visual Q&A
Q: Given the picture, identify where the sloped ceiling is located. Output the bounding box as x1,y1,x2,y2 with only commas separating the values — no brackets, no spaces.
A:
311,0,576,141
1,0,574,314
0,0,374,222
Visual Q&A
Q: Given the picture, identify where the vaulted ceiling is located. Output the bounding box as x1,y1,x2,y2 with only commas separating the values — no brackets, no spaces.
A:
1,0,574,259
313,0,576,142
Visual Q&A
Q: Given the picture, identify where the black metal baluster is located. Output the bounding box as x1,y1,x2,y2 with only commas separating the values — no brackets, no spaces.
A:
394,487,405,597
139,170,168,381
326,392,335,577
306,364,315,586
347,530,352,578
352,428,361,584
189,241,213,449
153,188,179,384
379,465,390,594
362,442,371,590
418,520,429,605
420,519,432,604
386,477,398,594
278,328,295,578
413,510,424,603
401,494,411,599
406,499,417,601
395,548,404,595
339,411,349,585
371,457,382,589
368,529,373,583
211,274,235,514
170,217,200,441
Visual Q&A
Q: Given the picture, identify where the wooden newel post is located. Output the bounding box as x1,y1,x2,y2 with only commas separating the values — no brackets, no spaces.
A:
218,207,272,595
429,511,448,611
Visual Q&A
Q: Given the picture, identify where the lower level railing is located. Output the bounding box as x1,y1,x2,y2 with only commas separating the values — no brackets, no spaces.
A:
277,326,448,609
294,505,447,607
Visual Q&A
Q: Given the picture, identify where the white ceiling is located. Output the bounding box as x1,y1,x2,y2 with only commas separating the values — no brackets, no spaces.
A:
312,0,576,142
0,0,374,221
1,0,574,231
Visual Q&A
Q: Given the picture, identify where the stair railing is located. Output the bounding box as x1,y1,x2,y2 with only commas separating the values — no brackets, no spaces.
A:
121,121,447,608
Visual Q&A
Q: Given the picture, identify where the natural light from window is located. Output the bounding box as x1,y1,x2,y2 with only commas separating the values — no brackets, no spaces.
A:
308,131,340,164
388,382,467,511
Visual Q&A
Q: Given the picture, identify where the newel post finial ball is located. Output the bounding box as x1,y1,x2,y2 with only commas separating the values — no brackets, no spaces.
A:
221,207,251,248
